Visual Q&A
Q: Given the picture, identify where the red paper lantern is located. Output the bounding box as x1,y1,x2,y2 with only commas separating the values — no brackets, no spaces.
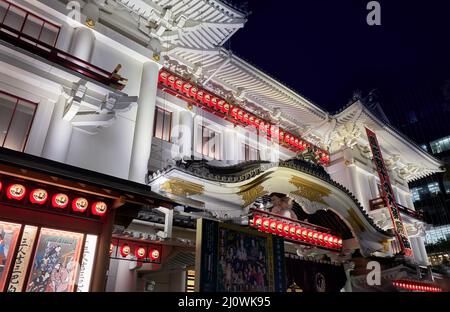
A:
262,218,270,232
174,79,183,91
237,110,244,121
253,215,262,229
91,201,107,216
149,247,160,261
312,231,319,243
231,107,239,118
0,181,2,192
210,96,218,109
203,93,212,107
189,86,198,98
283,224,290,237
167,75,176,88
182,82,192,95
249,115,255,125
269,220,278,233
337,238,343,247
301,229,308,241
196,90,205,102
120,244,131,257
307,229,314,242
30,188,48,205
276,221,284,235
52,193,69,209
295,226,303,239
158,71,169,84
135,246,146,259
318,233,324,245
222,102,230,113
289,225,297,239
6,184,26,200
72,197,89,213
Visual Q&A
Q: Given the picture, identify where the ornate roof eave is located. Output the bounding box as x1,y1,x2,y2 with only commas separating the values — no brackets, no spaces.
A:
147,158,394,238
332,101,444,177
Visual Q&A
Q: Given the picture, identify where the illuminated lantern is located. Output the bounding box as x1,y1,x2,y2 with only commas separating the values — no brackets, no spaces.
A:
318,233,324,245
243,113,249,124
283,224,290,237
294,138,299,147
259,121,265,132
295,226,303,239
312,231,319,243
254,119,260,128
72,197,89,213
307,229,314,242
52,193,69,209
109,243,114,256
249,116,255,125
269,220,278,233
285,134,291,144
337,238,343,247
279,131,284,141
323,234,330,246
262,218,270,231
149,248,160,261
0,181,2,192
231,107,239,119
167,75,176,88
6,184,26,200
158,71,169,84
182,82,192,95
30,189,48,205
237,110,244,121
135,246,146,259
253,215,263,229
301,229,308,241
91,201,107,216
289,225,297,239
276,221,284,235
174,79,183,91
196,90,205,103
203,93,212,107
120,244,131,257
333,237,339,247
189,86,198,98
211,96,219,109
222,102,230,113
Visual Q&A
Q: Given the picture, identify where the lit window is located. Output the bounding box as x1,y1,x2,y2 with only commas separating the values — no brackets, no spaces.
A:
153,107,172,142
430,135,450,154
428,182,440,195
243,144,260,161
411,188,421,202
0,91,37,152
196,125,221,160
420,144,428,151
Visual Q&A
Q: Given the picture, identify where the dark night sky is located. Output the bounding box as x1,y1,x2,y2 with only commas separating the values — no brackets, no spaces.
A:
226,0,450,142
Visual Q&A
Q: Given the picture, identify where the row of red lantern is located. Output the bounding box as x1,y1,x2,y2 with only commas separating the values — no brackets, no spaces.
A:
393,280,442,292
111,243,161,261
250,214,342,249
0,181,107,216
158,70,330,165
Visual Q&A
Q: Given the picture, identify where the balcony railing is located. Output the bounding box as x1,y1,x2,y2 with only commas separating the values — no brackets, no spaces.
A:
0,0,127,91
369,197,424,220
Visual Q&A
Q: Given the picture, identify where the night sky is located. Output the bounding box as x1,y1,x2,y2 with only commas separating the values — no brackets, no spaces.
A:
227,0,450,142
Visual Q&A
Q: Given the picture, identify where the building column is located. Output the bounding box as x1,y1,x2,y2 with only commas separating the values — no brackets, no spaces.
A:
41,26,95,162
348,164,365,208
178,110,194,159
224,127,238,164
410,237,423,264
129,61,161,183
343,261,355,292
416,236,429,265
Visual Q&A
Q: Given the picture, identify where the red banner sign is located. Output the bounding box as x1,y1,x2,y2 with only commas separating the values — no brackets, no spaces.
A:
365,127,412,256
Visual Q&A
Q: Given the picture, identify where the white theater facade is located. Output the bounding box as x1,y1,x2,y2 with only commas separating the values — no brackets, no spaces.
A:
0,0,446,292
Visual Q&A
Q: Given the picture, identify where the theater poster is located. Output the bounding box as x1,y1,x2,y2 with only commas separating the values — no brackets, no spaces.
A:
195,218,285,292
25,228,84,292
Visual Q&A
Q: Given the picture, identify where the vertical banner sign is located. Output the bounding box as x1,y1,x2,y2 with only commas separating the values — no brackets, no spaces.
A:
365,127,412,256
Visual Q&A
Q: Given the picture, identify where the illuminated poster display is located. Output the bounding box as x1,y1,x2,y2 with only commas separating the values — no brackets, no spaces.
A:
365,127,412,256
77,234,97,292
0,221,22,291
195,218,285,292
7,225,38,292
25,228,84,292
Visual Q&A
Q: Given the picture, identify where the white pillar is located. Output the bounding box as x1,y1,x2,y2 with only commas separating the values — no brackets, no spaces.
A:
42,26,95,162
224,127,238,164
178,110,194,159
369,175,379,199
410,237,423,264
41,95,73,162
348,164,365,208
417,236,429,265
69,26,95,61
129,61,161,183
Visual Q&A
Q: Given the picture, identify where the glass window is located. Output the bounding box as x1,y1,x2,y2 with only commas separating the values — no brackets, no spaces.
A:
153,107,172,142
428,182,440,195
0,92,37,152
430,135,450,154
243,144,260,161
196,125,221,160
411,187,422,202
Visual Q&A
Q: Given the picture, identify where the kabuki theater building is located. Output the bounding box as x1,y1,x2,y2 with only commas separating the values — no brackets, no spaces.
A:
0,0,448,292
